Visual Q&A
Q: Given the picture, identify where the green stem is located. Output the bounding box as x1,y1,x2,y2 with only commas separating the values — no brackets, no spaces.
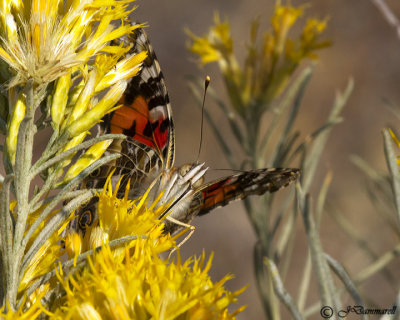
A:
9,82,35,308
21,153,120,262
302,79,353,192
30,189,101,214
29,163,63,211
19,190,97,282
298,186,340,318
0,175,14,307
31,134,125,177
325,254,365,310
383,129,400,232
264,257,304,320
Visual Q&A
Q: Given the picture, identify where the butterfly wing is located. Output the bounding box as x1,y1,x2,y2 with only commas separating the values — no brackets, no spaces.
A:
103,24,175,169
72,25,175,232
164,168,300,234
198,168,300,215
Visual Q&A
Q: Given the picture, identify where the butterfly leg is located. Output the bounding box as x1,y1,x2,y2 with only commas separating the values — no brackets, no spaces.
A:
166,216,196,258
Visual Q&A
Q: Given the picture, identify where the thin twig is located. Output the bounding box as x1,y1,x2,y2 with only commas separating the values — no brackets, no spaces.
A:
19,190,97,281
31,133,125,177
325,254,367,320
30,189,102,214
371,0,400,39
29,162,64,210
22,153,120,254
383,129,400,231
264,257,304,320
353,242,400,285
302,79,353,192
297,185,339,318
206,84,246,149
327,203,396,285
297,252,312,312
270,67,313,167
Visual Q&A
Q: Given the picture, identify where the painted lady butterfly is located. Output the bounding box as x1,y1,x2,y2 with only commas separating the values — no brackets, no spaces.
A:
71,23,300,235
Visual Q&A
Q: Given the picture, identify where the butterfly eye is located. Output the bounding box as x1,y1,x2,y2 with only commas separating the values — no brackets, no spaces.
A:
78,210,93,231
179,164,192,177
192,176,205,189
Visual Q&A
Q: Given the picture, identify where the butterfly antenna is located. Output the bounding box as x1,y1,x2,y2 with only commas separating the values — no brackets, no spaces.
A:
196,76,211,163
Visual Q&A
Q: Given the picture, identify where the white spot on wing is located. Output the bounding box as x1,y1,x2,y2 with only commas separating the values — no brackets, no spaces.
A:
149,106,168,122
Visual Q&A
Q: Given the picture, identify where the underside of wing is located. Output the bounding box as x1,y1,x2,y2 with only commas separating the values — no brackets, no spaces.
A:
196,168,300,216
72,140,162,233
164,168,300,235
72,24,175,234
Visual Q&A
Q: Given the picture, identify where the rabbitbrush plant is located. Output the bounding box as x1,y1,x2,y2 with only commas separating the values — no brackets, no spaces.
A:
2,0,398,319
0,0,245,318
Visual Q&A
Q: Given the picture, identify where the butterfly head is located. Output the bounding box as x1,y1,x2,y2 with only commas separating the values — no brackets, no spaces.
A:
178,163,208,189
155,163,208,220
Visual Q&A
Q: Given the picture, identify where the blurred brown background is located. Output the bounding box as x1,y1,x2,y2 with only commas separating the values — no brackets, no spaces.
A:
133,0,400,318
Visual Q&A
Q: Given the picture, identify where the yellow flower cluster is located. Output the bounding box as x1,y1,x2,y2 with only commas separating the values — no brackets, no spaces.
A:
0,0,140,88
64,175,172,262
390,129,400,166
0,0,146,171
0,202,70,315
2,177,245,318
0,0,246,318
187,3,329,115
5,201,70,297
52,244,245,319
58,179,245,319
0,294,44,320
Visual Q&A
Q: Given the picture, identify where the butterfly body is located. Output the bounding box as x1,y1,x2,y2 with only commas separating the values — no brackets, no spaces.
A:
72,24,300,235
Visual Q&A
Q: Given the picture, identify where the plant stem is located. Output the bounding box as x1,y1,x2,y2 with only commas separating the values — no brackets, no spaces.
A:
0,175,14,307
8,82,35,309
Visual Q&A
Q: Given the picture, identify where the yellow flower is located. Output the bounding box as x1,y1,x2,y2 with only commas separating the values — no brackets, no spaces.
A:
60,49,145,134
59,176,245,319
52,244,245,319
1,201,71,316
271,5,303,56
65,174,172,259
62,139,113,184
16,204,71,295
64,80,128,138
0,0,140,88
390,129,400,166
95,51,147,92
51,73,72,130
0,289,46,320
187,2,329,111
188,13,233,65
5,92,26,164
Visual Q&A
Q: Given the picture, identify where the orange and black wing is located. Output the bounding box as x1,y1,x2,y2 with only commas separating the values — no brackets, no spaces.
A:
102,24,175,169
198,168,300,216
72,25,175,233
164,168,300,234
